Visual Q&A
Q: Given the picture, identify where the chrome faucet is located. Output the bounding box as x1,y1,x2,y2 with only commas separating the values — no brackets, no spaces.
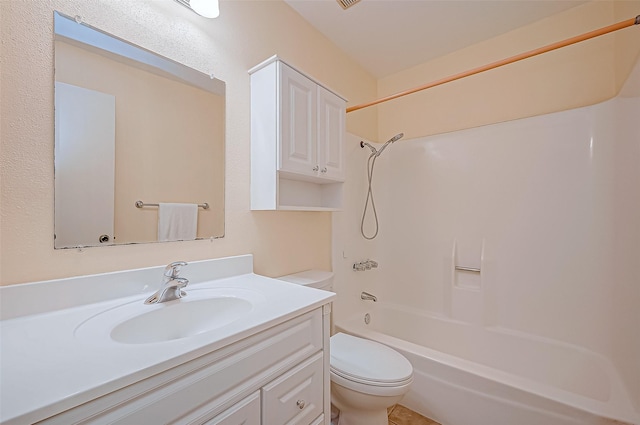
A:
144,261,189,304
361,291,377,302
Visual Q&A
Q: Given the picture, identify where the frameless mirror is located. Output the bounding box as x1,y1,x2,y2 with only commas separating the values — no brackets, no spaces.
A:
53,12,225,249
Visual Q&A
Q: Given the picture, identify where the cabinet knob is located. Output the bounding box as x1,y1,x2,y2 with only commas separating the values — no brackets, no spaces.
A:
321,167,327,173
312,165,319,172
296,399,306,409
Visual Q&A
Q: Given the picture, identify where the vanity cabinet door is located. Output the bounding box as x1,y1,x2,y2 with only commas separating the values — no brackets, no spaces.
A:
262,351,324,425
202,392,260,425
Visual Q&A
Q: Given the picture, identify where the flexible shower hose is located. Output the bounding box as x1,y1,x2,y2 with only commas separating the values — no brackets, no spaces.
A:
360,152,380,240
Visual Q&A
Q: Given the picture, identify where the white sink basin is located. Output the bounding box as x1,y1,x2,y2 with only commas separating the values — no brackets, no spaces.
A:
112,296,252,344
74,288,264,344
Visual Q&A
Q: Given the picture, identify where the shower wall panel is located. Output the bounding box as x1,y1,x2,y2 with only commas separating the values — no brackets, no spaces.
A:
380,101,619,353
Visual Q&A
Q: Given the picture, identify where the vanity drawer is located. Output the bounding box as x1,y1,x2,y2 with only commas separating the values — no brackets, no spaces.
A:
261,351,324,425
202,391,260,425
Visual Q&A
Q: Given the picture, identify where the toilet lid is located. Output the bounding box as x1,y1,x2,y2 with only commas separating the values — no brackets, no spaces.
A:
330,333,413,386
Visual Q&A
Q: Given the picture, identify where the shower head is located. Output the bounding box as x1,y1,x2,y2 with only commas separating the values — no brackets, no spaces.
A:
388,133,404,143
375,133,404,157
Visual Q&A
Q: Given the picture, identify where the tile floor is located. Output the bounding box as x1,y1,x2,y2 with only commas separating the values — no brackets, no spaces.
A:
388,404,441,425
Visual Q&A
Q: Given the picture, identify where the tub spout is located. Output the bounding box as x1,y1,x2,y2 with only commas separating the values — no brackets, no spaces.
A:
361,291,377,302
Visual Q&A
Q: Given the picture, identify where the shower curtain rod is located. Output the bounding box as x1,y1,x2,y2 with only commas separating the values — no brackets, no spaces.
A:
346,15,640,114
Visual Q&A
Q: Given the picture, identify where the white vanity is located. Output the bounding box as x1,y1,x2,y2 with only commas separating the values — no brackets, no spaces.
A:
0,255,335,424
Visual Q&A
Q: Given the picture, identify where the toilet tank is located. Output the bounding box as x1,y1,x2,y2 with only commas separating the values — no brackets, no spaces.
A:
277,270,334,291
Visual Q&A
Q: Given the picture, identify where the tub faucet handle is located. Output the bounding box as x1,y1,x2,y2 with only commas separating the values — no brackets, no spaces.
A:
353,260,378,271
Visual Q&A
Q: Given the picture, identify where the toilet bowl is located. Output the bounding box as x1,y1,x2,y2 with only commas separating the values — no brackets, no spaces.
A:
276,271,413,425
330,332,413,425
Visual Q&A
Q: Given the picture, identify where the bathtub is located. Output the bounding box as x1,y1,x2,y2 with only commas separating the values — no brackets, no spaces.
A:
335,303,639,425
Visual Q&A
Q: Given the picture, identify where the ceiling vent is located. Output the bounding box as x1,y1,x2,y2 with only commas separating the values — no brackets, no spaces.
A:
336,0,361,10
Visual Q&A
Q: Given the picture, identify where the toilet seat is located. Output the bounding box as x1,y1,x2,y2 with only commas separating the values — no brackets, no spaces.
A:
330,333,413,389
330,369,413,398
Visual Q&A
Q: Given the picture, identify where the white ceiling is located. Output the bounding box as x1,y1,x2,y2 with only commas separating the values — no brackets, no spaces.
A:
283,0,588,78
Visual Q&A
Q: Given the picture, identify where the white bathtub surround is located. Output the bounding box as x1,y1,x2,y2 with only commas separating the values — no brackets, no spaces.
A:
337,306,637,425
0,255,335,424
332,64,640,424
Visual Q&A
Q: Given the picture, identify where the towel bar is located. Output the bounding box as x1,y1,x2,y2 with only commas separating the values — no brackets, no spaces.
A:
135,200,210,210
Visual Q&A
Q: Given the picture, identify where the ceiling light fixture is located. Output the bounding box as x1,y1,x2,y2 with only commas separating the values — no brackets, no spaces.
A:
190,0,219,18
175,0,220,18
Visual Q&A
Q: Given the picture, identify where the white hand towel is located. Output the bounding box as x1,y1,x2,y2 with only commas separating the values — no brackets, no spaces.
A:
158,203,198,242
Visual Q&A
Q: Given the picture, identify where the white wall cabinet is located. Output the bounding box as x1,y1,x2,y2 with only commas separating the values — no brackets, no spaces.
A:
250,56,346,211
37,307,331,425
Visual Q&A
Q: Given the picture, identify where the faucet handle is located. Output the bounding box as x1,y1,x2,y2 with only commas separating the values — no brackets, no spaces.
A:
174,277,189,286
164,261,188,278
353,262,366,271
171,277,189,299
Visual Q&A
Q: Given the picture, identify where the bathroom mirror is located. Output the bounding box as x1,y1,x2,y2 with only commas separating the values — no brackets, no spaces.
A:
53,12,225,249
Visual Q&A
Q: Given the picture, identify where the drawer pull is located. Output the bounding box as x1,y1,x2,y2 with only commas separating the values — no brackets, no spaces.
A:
296,399,306,409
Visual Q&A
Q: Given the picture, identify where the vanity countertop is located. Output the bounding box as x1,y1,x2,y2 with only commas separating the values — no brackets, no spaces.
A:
0,255,335,424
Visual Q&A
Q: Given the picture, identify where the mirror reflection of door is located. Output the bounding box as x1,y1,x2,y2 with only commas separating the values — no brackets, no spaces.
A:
54,82,115,248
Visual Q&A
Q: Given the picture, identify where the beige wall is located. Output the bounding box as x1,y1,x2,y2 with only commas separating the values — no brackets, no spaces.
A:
2,0,637,285
615,0,640,89
375,0,640,140
0,0,377,285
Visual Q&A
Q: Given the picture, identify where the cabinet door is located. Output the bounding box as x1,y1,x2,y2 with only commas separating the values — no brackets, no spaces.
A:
317,86,345,181
262,352,324,425
202,392,260,425
279,62,317,176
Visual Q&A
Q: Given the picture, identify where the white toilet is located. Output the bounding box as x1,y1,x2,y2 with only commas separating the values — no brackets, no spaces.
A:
278,270,414,425
330,332,413,425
